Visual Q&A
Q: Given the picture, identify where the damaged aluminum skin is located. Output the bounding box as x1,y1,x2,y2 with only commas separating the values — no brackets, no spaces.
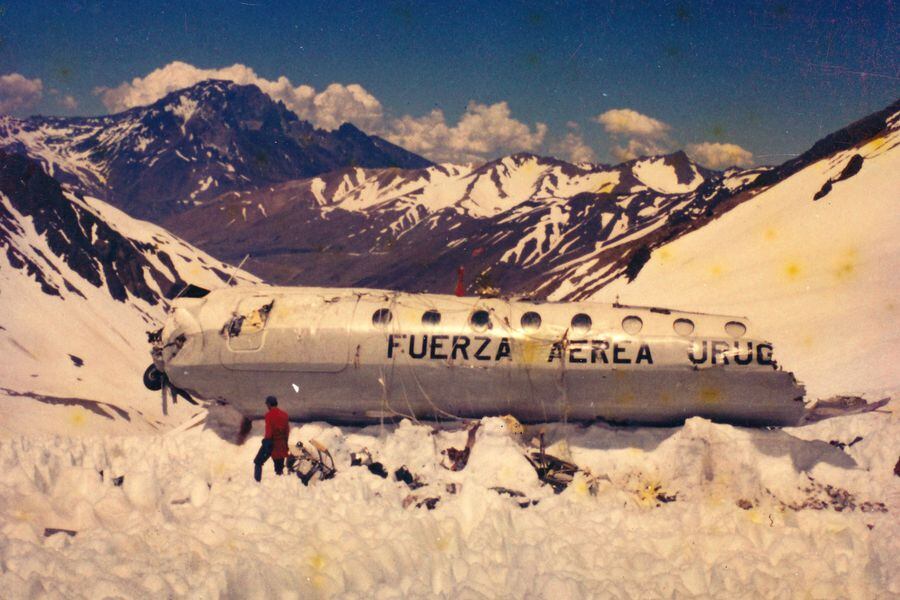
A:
148,286,806,426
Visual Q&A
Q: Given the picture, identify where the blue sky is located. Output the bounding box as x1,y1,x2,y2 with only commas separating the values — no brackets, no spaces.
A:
1,1,896,165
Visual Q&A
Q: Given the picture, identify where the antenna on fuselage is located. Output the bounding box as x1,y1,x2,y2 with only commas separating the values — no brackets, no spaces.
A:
226,254,251,287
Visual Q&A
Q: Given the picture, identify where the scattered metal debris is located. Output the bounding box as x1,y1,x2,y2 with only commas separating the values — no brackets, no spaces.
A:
287,439,335,486
44,528,77,538
394,465,425,490
403,494,440,510
525,432,579,493
784,476,888,513
350,448,388,478
441,423,480,471
803,396,890,423
828,436,864,451
490,486,538,508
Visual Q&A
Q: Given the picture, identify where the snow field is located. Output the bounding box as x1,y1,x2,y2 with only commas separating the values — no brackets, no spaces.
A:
1,408,897,599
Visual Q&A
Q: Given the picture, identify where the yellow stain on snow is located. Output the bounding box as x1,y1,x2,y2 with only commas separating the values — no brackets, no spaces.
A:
801,335,815,349
69,407,88,428
14,509,34,522
699,387,721,404
763,227,777,241
745,508,766,525
832,248,859,282
307,552,328,590
783,261,803,281
597,182,615,193
859,134,888,156
658,247,674,263
570,473,590,497
708,264,725,278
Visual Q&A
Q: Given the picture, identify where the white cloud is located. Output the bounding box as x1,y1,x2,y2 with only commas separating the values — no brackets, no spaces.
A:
0,73,43,114
58,94,78,110
312,83,383,131
94,61,382,131
610,138,673,162
594,108,670,138
96,62,547,163
686,142,754,168
385,101,547,163
550,131,596,164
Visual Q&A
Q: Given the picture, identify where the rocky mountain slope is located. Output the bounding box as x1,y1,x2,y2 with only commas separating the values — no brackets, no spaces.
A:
0,80,431,221
163,149,727,290
0,151,259,434
162,99,899,303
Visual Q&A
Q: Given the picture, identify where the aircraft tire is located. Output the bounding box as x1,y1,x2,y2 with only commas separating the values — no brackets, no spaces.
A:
143,364,164,391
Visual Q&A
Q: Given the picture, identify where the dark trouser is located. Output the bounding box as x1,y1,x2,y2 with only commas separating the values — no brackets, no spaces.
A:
253,439,286,482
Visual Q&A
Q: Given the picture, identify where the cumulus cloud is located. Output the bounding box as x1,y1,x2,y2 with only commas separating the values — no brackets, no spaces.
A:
610,138,674,162
594,108,670,138
550,126,596,164
686,142,754,168
0,73,43,114
385,101,547,163
94,61,383,131
58,94,78,110
96,62,548,163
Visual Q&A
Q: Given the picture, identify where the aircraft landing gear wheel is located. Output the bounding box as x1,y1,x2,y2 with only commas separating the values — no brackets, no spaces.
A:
143,364,164,391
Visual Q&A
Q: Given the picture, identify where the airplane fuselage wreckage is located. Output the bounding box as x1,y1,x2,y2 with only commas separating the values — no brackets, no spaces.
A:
146,286,806,426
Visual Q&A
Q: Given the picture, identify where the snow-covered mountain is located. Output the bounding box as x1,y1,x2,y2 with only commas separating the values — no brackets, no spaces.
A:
0,152,259,434
162,99,899,308
593,105,900,401
163,149,727,289
0,80,432,220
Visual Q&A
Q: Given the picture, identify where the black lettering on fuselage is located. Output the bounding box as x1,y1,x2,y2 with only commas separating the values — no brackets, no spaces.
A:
495,337,512,361
430,335,449,360
688,340,707,364
548,342,563,362
591,340,609,364
757,343,774,366
711,340,730,365
733,341,753,365
569,340,588,364
388,334,402,358
409,335,428,359
474,336,492,361
636,343,653,364
451,336,470,360
613,341,631,364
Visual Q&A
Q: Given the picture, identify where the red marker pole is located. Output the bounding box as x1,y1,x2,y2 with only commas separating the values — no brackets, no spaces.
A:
455,266,465,297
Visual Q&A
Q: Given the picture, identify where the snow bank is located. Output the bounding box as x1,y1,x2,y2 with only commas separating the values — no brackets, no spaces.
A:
595,122,900,400
1,407,896,598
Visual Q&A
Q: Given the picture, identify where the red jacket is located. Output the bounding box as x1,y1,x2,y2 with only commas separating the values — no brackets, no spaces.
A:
264,407,290,458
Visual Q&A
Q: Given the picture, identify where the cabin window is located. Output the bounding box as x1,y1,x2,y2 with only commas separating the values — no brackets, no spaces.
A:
725,321,747,338
673,318,694,336
470,309,492,331
422,310,441,327
571,313,592,334
520,311,542,332
372,308,393,328
622,315,643,335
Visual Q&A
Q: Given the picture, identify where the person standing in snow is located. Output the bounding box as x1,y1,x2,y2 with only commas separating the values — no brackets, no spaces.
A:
253,396,290,482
